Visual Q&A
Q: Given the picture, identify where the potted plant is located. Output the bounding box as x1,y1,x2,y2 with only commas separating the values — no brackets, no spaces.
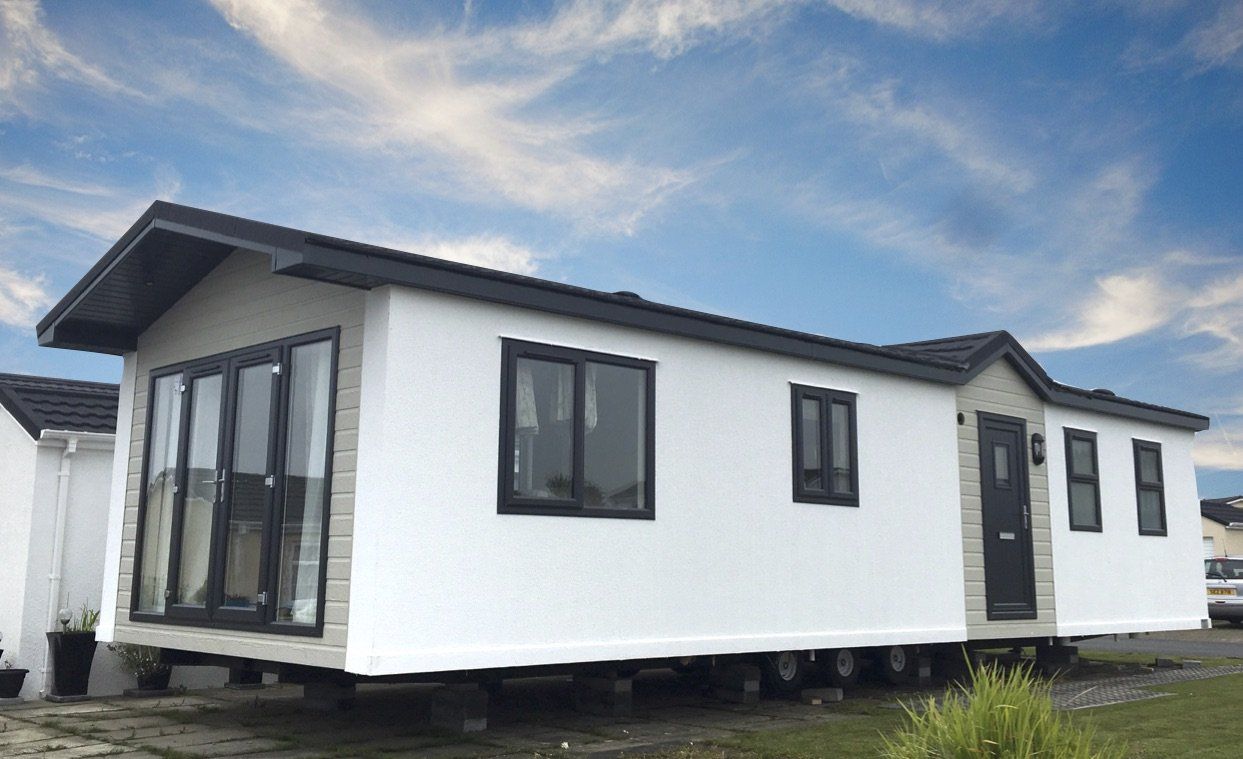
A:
1,658,29,699
45,605,100,701
107,643,173,695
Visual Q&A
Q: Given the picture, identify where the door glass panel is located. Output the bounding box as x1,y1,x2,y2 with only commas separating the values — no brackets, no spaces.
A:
1070,481,1098,527
584,363,646,509
993,443,1011,487
138,373,182,613
277,341,332,624
1139,448,1161,483
800,398,822,491
222,362,274,609
830,401,853,494
177,373,222,607
1071,438,1096,475
512,357,574,499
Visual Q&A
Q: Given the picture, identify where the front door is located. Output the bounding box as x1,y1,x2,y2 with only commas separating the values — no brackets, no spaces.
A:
978,412,1037,620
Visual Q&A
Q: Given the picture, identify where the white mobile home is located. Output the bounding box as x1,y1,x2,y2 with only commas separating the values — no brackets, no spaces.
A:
38,203,1208,707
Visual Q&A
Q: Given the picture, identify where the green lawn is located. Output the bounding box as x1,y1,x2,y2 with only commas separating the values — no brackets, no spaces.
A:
640,673,1243,758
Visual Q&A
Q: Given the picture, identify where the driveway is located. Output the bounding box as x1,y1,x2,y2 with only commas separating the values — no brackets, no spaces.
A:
1078,622,1243,660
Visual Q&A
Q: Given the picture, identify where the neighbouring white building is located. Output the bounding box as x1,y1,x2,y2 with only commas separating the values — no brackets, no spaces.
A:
34,202,1210,710
0,373,221,699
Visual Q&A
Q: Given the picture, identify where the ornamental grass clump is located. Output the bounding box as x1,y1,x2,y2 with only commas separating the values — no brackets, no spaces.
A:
881,660,1124,759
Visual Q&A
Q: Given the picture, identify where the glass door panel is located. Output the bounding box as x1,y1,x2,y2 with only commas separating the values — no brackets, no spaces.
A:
218,356,278,618
276,340,333,625
174,372,222,610
137,372,183,613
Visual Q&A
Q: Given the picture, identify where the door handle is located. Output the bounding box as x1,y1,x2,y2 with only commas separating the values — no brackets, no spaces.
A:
1022,503,1030,530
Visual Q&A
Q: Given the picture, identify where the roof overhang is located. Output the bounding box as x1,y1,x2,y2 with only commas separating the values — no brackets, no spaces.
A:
37,201,1211,432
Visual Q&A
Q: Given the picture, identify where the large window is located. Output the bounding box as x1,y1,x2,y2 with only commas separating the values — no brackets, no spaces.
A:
132,329,337,633
1064,428,1101,531
499,339,654,519
1133,439,1167,536
791,384,858,505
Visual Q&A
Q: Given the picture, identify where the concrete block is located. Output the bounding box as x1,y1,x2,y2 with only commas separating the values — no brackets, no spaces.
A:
800,687,843,705
573,673,633,718
431,684,489,732
1154,657,1180,669
917,656,933,686
1184,659,1203,669
302,681,356,712
710,663,760,704
226,668,264,690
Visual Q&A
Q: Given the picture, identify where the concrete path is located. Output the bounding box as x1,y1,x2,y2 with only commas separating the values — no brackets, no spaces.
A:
1078,622,1243,660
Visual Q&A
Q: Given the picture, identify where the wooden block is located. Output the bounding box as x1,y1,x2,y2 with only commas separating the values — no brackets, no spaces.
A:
800,687,844,705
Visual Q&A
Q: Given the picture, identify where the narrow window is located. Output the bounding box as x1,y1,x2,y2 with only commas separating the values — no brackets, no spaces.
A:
500,340,655,518
175,371,222,609
1133,439,1166,536
992,443,1011,488
1064,428,1101,531
791,384,858,505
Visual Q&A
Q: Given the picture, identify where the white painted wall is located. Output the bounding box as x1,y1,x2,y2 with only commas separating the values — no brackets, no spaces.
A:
0,412,36,669
347,287,967,676
1045,406,1203,637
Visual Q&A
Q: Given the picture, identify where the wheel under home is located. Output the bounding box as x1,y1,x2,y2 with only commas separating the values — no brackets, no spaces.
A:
876,644,914,684
823,647,859,687
759,650,805,693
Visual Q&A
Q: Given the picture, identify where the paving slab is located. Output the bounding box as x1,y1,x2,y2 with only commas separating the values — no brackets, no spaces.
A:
176,737,297,757
0,727,65,748
2,735,109,755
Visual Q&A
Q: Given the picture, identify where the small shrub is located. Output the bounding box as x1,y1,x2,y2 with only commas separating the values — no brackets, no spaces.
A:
63,604,100,633
881,661,1124,759
107,643,170,679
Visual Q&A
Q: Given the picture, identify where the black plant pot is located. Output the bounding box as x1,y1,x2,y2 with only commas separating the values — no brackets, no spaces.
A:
135,667,172,692
0,668,28,698
46,631,97,698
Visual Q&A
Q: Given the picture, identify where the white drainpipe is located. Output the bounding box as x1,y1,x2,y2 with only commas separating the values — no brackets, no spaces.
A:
41,435,78,696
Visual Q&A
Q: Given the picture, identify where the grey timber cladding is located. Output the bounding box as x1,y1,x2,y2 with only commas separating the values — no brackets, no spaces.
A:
115,249,362,669
958,359,1057,639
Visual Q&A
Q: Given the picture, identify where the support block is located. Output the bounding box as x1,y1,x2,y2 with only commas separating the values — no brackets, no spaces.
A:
302,681,356,712
1036,644,1078,676
431,684,489,732
710,663,760,705
800,687,843,705
573,673,633,718
226,668,264,690
917,656,933,686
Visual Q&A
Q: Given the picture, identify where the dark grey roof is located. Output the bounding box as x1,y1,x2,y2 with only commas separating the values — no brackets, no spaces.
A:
36,201,1210,431
1202,497,1243,526
0,373,119,439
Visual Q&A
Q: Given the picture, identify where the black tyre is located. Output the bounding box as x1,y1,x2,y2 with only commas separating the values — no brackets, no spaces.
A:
1229,620,1243,628
759,651,805,694
823,647,859,687
876,645,914,684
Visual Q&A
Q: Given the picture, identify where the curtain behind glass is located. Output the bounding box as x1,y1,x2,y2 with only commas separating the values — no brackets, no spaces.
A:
138,373,182,613
276,341,332,624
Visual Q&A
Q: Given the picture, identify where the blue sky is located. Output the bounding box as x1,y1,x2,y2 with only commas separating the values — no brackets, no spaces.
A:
1,0,1241,495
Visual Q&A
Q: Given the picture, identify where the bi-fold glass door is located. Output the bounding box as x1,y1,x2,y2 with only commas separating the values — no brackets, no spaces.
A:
166,348,282,625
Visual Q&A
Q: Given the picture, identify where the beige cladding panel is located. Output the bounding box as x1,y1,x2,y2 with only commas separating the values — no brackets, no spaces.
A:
113,249,363,668
957,359,1057,640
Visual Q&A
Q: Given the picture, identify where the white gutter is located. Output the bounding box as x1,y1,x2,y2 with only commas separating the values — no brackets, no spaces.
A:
34,429,115,696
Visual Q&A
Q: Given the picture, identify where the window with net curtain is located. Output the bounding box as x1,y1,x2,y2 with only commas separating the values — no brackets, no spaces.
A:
504,340,653,517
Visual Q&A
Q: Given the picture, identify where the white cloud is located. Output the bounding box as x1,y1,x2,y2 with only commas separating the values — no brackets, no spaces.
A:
0,0,138,114
207,0,750,233
1028,270,1183,351
1196,422,1243,471
370,233,546,276
1181,2,1243,71
821,0,1046,42
0,264,52,328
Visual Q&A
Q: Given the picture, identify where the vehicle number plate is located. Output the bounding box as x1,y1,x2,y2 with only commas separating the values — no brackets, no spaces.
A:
1209,588,1235,596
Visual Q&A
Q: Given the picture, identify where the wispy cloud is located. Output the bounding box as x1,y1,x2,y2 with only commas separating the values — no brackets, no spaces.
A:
1180,1,1243,72
0,264,52,328
1027,270,1184,351
1196,422,1243,471
0,0,138,115
821,0,1047,42
368,232,548,276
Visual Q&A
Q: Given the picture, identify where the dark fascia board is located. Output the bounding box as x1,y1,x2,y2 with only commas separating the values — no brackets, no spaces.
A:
38,202,1211,431
273,238,967,383
0,384,41,439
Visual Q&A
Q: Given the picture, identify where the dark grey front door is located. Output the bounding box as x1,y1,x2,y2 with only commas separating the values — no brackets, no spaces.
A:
978,412,1037,620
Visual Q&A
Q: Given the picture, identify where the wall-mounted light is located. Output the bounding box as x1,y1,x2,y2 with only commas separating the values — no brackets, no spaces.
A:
1031,432,1046,465
58,608,72,630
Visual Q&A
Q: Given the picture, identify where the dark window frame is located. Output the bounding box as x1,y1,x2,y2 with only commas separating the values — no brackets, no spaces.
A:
1133,439,1167,536
129,327,339,637
497,338,656,520
1064,428,1102,532
790,383,859,506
